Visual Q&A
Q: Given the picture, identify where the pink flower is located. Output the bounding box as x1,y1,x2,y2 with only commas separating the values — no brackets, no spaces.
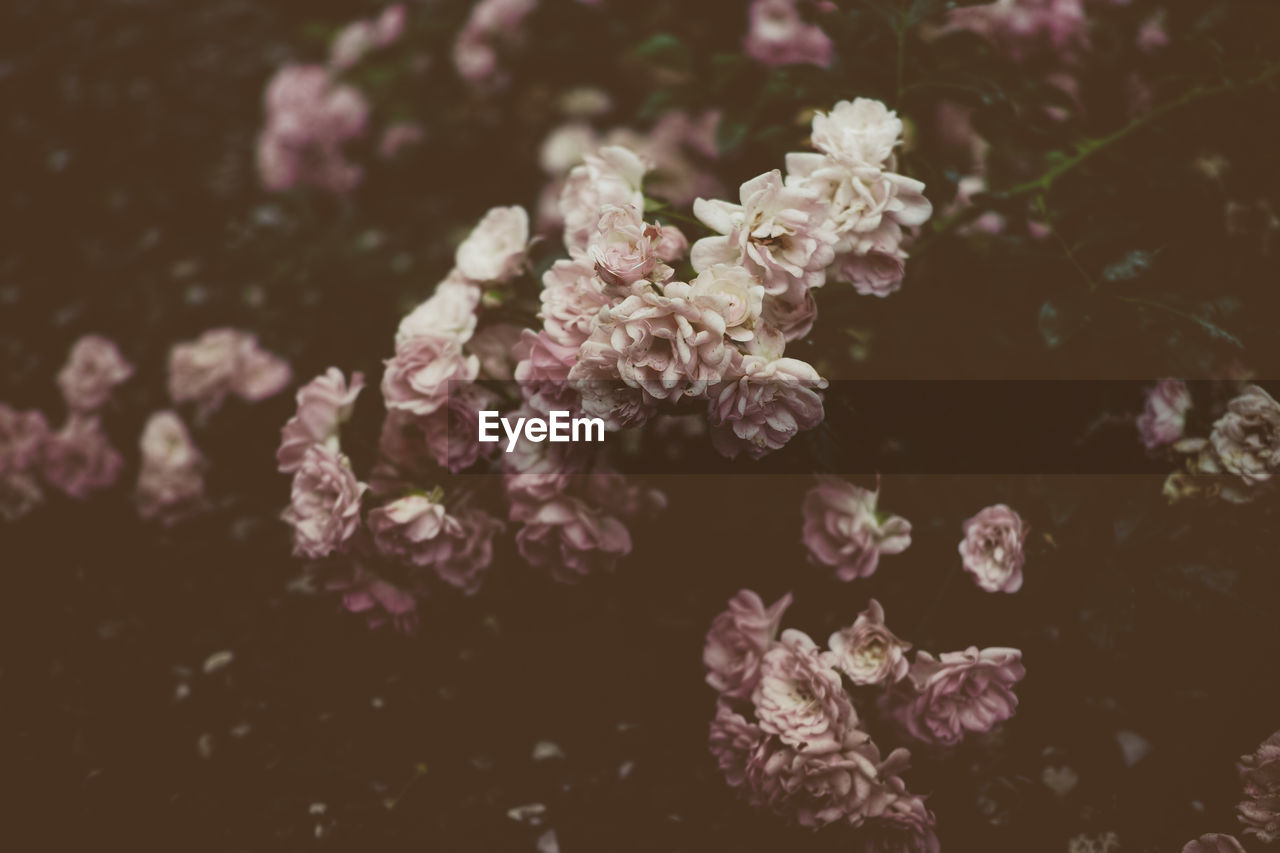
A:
942,0,1087,61
382,335,480,417
894,647,1026,747
1138,379,1191,450
752,628,855,754
785,154,931,255
420,385,500,473
277,368,365,474
379,122,425,159
811,99,904,168
708,354,827,460
0,404,49,476
1182,835,1246,853
283,444,366,559
744,0,834,69
559,145,649,255
368,494,461,567
396,274,481,348
828,599,911,686
56,335,133,412
327,564,418,634
693,170,837,295
539,258,611,348
433,508,504,595
257,65,369,193
1211,385,1280,487
452,0,537,85
466,323,525,380
455,205,529,283
703,589,794,699
709,700,767,787
958,503,1028,593
587,205,667,290
515,496,632,582
834,222,909,297
859,783,941,853
761,289,818,343
802,477,912,580
136,411,207,524
168,328,291,417
689,264,765,343
514,330,580,416
0,471,43,521
1238,729,1280,843
41,415,124,499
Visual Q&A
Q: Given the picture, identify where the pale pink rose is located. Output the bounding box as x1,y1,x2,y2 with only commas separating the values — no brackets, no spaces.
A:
327,564,418,634
709,354,826,460
379,122,425,159
136,411,206,524
283,444,366,559
709,700,767,788
1182,835,1246,853
587,205,666,290
655,224,689,262
0,404,49,476
1211,385,1280,487
430,508,503,595
168,329,290,416
571,340,654,432
0,471,43,521
943,0,1087,61
257,65,369,193
514,329,580,416
811,98,904,168
690,264,765,343
453,31,497,83
368,494,462,567
895,647,1026,747
743,322,789,361
802,477,912,580
57,335,133,412
382,334,480,417
559,145,649,255
515,496,631,582
467,323,525,380
452,0,536,84
420,384,500,473
752,628,855,754
375,5,407,45
277,368,365,474
761,289,817,342
744,0,834,69
959,503,1028,593
41,416,124,499
1238,729,1280,843
539,258,611,348
828,599,911,686
835,245,906,297
502,431,581,510
588,281,735,401
859,782,941,853
370,409,435,496
1137,11,1170,53
786,153,931,254
455,205,529,283
1138,379,1191,450
703,589,794,699
540,122,600,175
395,274,481,348
329,21,378,70
693,170,837,294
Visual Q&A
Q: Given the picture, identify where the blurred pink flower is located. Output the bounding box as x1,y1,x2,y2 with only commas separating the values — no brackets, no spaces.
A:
368,494,460,568
752,628,855,754
382,334,480,417
277,368,365,474
539,258,611,348
802,477,912,580
257,65,369,193
859,781,941,853
514,329,580,416
379,122,425,159
452,0,537,85
515,496,631,582
432,508,504,595
958,503,1028,593
136,411,207,524
420,384,500,473
0,403,50,476
559,145,649,255
57,335,133,412
1238,729,1280,843
455,205,529,283
703,588,793,699
1211,385,1280,487
708,354,826,460
835,225,908,297
41,415,124,499
744,0,834,69
1182,835,1246,853
1137,379,1191,450
327,564,418,634
761,289,818,343
283,444,366,559
943,0,1087,61
709,700,767,788
828,599,911,686
467,323,525,380
894,647,1025,747
0,471,43,522
168,328,291,417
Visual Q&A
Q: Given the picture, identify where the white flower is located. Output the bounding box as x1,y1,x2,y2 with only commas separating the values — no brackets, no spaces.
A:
455,206,529,283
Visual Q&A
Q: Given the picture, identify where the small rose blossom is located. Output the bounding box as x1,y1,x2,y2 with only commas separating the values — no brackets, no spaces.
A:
368,494,462,568
690,264,765,343
802,477,912,580
256,65,368,193
761,290,818,342
744,0,835,69
277,368,365,474
785,153,931,254
860,782,941,853
703,588,794,699
1238,729,1280,843
709,700,767,788
514,329,581,416
708,354,827,460
811,98,904,168
895,646,1026,747
515,496,631,583
396,274,481,348
420,384,500,473
282,444,366,559
327,564,418,634
432,508,503,595
168,329,291,416
587,204,665,290
539,258,611,348
466,323,525,380
1138,379,1192,450
0,404,50,475
559,145,649,255
56,335,133,412
753,628,855,754
382,334,480,417
958,503,1028,593
455,205,529,283
136,411,207,524
41,416,124,499
1182,835,1247,853
828,599,911,686
1210,384,1280,487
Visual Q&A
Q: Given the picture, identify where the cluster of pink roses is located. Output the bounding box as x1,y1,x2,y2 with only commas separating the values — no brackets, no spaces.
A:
1147,382,1280,505
802,477,1030,593
704,589,1024,845
257,5,410,193
1180,727,1280,851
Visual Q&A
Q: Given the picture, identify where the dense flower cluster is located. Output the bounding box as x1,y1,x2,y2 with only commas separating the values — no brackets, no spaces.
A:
1238,729,1280,843
705,590,1023,843
1156,384,1280,505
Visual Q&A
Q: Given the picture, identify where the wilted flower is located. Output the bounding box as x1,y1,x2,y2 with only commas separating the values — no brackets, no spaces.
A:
56,335,133,412
41,415,124,499
515,496,631,582
744,0,834,69
690,264,765,343
1238,729,1280,843
382,334,480,417
277,368,365,473
753,628,855,754
894,647,1026,747
1138,379,1191,450
703,588,794,699
455,205,529,283
168,328,291,417
283,444,366,559
828,599,911,686
802,477,912,580
1210,384,1280,487
958,503,1028,593
1182,835,1246,853
136,411,206,524
708,354,826,459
